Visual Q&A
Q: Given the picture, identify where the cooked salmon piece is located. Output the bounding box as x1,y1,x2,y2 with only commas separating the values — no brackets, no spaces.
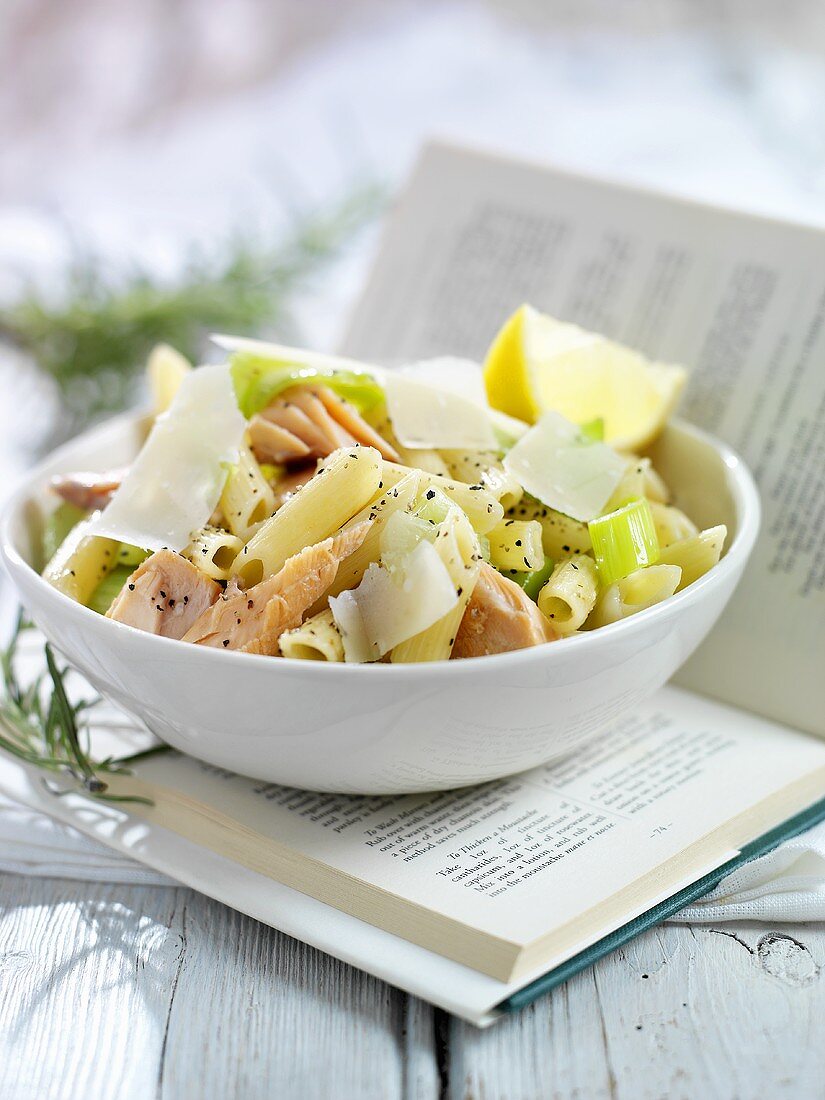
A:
311,386,400,462
247,415,311,464
262,391,345,456
452,563,558,658
107,550,221,638
50,469,125,512
182,522,369,655
255,384,399,466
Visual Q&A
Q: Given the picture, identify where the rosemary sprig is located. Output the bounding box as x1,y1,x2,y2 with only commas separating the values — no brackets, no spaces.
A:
0,183,383,436
0,612,167,804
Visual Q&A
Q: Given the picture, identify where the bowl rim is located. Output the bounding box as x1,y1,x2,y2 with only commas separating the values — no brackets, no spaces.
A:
0,411,761,679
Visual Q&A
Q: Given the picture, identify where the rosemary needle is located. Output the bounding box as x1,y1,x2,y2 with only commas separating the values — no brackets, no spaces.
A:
0,613,167,805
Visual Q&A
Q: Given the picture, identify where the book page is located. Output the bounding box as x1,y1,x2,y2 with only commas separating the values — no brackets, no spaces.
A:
133,686,825,958
342,143,825,737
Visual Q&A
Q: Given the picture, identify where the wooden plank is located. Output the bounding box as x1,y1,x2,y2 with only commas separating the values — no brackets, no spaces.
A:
0,873,432,1100
155,888,427,1100
4,868,825,1100
0,874,181,1100
446,921,825,1100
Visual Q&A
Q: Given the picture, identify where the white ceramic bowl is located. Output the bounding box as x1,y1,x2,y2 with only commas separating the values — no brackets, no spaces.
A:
0,412,759,794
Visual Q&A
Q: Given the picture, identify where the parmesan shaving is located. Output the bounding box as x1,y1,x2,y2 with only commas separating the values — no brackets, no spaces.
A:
503,411,627,522
383,360,497,451
89,364,246,551
330,541,458,662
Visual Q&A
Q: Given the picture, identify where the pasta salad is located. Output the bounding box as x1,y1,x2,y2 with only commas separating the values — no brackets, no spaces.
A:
40,307,727,663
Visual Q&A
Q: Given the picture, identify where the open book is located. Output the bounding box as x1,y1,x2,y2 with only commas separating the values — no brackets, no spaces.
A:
2,143,824,1026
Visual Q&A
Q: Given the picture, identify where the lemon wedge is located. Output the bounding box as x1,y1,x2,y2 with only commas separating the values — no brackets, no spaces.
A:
483,305,687,450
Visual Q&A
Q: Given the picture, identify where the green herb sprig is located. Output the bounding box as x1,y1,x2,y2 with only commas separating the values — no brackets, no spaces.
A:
0,183,383,436
0,612,168,804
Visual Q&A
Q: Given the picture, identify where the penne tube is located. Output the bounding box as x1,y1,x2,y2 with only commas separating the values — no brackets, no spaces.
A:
395,442,451,477
220,445,277,540
488,519,544,572
183,526,246,581
587,564,682,628
604,456,671,511
318,472,422,608
371,412,451,476
657,525,726,590
508,499,592,560
42,514,119,604
279,609,344,662
649,502,699,549
537,555,599,635
115,542,151,568
232,445,383,586
391,505,481,663
642,462,670,504
441,449,524,511
147,344,191,416
381,461,503,534
604,457,646,512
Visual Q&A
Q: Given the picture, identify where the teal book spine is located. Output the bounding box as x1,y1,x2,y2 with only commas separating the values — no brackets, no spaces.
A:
499,796,825,1014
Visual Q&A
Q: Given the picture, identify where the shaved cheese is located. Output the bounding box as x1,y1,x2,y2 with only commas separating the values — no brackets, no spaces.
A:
383,361,497,451
503,411,627,522
330,541,457,663
397,357,489,406
90,364,246,551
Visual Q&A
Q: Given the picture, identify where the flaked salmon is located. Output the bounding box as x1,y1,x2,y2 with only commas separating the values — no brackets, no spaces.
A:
50,470,125,512
182,522,369,655
452,563,558,658
107,550,221,638
305,386,399,461
247,415,311,464
252,385,399,466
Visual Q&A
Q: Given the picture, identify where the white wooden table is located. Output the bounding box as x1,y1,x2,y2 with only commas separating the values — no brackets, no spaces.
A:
1,871,823,1099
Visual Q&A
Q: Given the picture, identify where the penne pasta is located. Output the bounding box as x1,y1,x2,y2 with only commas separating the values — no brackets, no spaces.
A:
115,542,151,568
279,608,344,662
318,472,421,609
395,442,450,477
649,502,699,549
642,462,670,504
441,449,524,511
232,445,383,586
391,505,481,663
48,319,721,665
42,514,119,604
371,412,451,476
604,457,644,512
488,519,544,572
604,456,671,512
508,499,592,560
381,461,504,534
147,344,191,416
657,525,726,590
183,526,246,581
587,564,682,628
220,445,277,540
537,555,599,634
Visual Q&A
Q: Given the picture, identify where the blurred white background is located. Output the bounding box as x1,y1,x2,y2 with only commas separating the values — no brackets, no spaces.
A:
2,0,824,467
4,1,825,240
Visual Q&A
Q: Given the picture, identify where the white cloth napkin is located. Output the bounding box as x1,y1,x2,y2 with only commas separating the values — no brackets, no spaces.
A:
1,791,824,922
